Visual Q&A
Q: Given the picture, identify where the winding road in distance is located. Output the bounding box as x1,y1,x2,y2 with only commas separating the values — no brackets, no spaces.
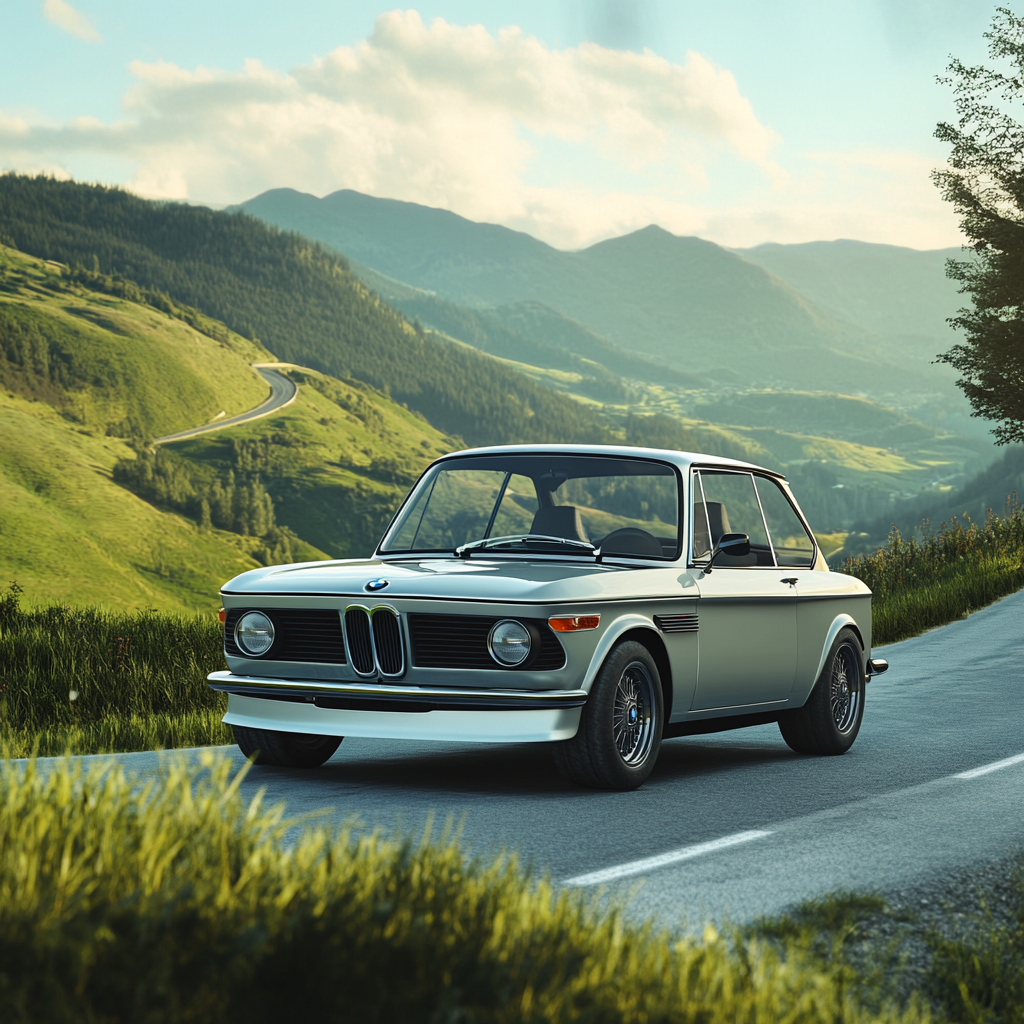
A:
45,586,1024,927
153,364,298,445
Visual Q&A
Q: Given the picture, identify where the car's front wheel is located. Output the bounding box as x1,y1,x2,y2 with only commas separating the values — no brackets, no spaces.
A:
233,725,342,768
778,627,864,755
553,640,664,790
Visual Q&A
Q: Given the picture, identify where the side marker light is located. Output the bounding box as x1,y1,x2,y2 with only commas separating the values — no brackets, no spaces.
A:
548,615,600,632
218,608,226,624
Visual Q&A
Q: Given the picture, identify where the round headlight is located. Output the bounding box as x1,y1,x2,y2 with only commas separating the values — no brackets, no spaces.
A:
488,619,532,666
235,611,276,656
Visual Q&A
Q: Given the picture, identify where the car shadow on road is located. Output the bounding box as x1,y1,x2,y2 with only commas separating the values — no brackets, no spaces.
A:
244,732,801,798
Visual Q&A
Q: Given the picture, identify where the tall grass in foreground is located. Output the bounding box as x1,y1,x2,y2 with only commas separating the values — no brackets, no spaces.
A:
842,507,1024,644
0,752,930,1024
0,590,229,757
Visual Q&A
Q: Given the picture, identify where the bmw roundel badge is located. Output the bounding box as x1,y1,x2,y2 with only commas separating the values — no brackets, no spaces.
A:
365,578,390,592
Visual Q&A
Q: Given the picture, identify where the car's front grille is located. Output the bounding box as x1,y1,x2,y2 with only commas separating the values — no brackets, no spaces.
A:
654,613,699,633
407,614,566,671
343,606,406,677
224,609,347,663
343,607,375,674
371,608,405,675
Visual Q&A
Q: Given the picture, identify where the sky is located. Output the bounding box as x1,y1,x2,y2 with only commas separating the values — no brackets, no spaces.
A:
0,0,1001,250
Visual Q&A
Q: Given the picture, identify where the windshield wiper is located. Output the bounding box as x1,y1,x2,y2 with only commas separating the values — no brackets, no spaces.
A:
455,534,597,558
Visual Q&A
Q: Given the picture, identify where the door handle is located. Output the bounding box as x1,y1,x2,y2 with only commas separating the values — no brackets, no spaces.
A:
781,578,798,586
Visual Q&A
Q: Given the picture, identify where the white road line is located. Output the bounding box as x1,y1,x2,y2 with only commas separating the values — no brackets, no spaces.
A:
563,829,773,887
955,752,1024,780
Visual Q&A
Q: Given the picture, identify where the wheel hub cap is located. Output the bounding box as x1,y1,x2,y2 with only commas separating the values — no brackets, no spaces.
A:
612,661,657,766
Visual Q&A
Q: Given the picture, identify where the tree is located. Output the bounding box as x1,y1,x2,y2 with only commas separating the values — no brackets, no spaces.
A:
934,7,1024,444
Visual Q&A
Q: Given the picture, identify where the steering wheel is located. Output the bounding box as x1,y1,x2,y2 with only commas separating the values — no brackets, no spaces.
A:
600,528,663,557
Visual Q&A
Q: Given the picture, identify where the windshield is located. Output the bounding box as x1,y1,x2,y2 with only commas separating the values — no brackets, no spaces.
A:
380,454,680,559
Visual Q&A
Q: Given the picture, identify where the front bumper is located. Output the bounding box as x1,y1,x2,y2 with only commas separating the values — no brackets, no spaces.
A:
210,671,587,743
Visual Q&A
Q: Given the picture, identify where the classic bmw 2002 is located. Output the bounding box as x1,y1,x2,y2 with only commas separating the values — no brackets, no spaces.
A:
208,445,887,790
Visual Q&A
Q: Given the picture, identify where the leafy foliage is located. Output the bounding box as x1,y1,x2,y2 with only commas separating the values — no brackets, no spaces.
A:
0,174,612,446
841,508,1024,643
934,8,1024,443
112,447,298,565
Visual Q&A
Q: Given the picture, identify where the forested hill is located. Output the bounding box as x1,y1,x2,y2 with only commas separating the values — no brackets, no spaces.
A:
0,175,610,447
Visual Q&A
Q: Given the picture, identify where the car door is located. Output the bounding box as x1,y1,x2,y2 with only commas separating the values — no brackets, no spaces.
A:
752,475,834,695
690,469,798,710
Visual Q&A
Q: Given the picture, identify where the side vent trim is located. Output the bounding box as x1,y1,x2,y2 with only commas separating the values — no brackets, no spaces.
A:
654,613,699,634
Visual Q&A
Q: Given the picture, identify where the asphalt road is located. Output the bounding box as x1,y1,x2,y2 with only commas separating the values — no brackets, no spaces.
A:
39,588,1024,927
153,364,297,444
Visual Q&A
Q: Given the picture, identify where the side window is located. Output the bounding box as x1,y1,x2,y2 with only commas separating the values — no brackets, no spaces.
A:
755,477,816,568
692,470,774,567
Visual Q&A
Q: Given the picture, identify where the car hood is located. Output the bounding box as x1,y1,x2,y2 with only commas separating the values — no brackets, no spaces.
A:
221,557,695,604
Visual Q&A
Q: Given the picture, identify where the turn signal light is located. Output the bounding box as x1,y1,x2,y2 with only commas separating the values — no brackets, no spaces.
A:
548,615,600,632
218,608,226,624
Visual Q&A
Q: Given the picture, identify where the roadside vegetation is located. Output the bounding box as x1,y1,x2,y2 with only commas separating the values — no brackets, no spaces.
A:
0,750,936,1024
748,865,1024,1024
0,587,227,758
841,505,1024,644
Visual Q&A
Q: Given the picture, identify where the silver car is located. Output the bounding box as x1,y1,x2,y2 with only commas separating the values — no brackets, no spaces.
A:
208,445,887,790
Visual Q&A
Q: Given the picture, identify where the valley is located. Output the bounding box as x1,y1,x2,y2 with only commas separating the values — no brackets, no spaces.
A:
0,174,1016,611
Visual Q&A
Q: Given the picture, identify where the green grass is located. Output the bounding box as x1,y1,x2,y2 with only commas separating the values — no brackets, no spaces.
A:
0,751,931,1024
841,509,1024,644
0,593,228,757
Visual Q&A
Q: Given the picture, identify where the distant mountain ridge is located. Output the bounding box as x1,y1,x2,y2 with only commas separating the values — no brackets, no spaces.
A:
234,188,963,400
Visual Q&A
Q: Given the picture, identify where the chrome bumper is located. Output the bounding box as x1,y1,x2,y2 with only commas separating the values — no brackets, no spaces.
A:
207,670,588,711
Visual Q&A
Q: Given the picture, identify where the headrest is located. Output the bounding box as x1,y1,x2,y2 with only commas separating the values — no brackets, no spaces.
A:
692,501,730,558
530,505,589,543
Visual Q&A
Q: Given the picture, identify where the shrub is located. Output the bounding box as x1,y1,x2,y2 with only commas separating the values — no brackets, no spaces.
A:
841,509,1024,644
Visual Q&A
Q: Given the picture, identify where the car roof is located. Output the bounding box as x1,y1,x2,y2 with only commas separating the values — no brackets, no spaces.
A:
437,443,783,479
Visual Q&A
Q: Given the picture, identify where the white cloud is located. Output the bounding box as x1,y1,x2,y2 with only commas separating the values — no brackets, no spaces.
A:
2,10,961,249
43,0,101,43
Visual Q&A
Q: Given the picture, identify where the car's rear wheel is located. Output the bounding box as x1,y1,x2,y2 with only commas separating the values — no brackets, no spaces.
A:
233,725,342,768
553,640,664,790
778,628,864,755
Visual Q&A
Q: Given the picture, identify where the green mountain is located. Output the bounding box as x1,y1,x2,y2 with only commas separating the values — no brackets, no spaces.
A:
0,174,611,448
352,260,704,394
233,188,959,400
736,240,962,345
0,244,452,611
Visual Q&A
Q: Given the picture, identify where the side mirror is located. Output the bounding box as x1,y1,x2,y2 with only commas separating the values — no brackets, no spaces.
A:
705,533,751,573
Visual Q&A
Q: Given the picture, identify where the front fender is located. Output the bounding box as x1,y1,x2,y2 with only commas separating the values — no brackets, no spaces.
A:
580,613,658,692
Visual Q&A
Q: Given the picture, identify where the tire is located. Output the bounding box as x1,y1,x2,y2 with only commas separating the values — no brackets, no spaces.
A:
778,628,864,755
553,640,664,790
233,725,342,768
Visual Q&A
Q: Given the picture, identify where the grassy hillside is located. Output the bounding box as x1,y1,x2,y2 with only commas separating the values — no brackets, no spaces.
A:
0,175,612,448
0,390,263,612
0,246,271,437
235,188,955,400
162,365,454,558
0,245,455,609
